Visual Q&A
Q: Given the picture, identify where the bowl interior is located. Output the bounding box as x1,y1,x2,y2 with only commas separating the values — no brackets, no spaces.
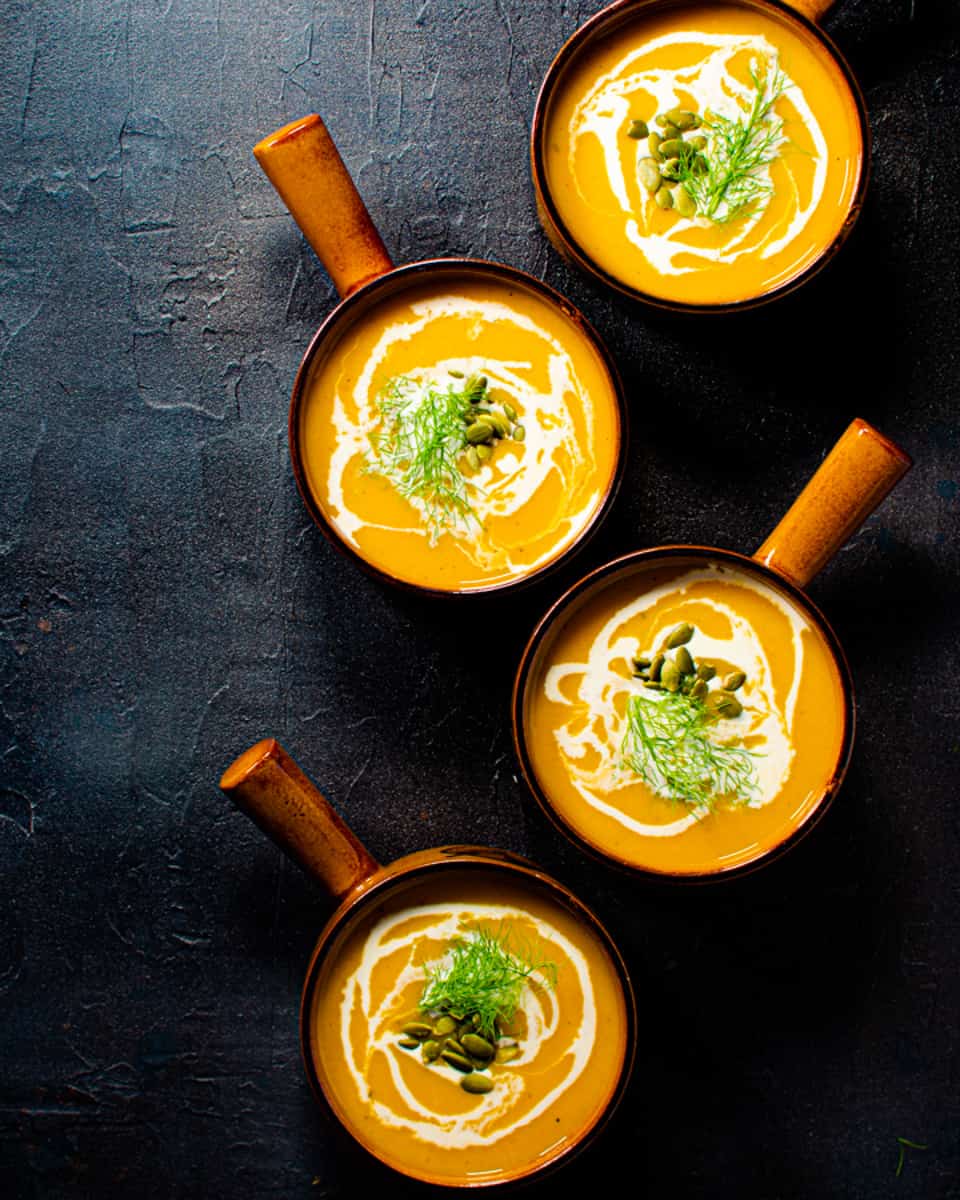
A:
289,258,627,596
514,547,854,879
299,851,636,1187
532,0,870,312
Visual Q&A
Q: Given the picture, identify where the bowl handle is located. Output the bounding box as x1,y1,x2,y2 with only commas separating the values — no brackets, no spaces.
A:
220,739,381,901
753,418,911,590
254,114,394,298
781,0,835,20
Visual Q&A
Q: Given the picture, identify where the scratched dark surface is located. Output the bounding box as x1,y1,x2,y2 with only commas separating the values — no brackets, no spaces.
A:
2,0,958,1196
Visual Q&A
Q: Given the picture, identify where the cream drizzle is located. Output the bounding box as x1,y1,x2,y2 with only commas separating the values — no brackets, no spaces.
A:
336,902,597,1149
544,565,807,837
324,294,602,574
567,32,828,276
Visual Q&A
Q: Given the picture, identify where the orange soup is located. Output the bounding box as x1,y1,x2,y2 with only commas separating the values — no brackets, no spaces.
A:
307,869,629,1184
541,1,864,306
522,558,847,875
298,271,621,591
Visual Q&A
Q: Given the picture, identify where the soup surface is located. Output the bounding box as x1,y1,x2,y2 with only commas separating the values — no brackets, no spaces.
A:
307,868,629,1184
299,273,621,591
522,558,846,874
542,1,863,305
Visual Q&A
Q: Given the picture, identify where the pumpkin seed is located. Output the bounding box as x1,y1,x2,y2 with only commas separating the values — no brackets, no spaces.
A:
667,108,699,131
444,1038,465,1055
465,446,480,471
648,132,663,160
466,422,494,445
422,1039,442,1061
660,158,681,183
642,681,664,690
448,369,465,378
461,1073,494,1094
638,158,662,194
675,188,697,219
512,425,526,442
660,122,680,141
398,1038,420,1049
723,671,746,692
476,443,492,462
503,402,518,423
665,623,694,648
707,692,742,719
485,413,511,438
627,118,649,139
433,1016,457,1036
697,663,716,681
649,652,665,681
659,138,686,160
401,1022,433,1040
674,646,694,675
655,113,671,128
691,679,708,702
495,1045,520,1064
441,1050,474,1073
690,135,707,151
461,1034,495,1061
661,660,681,692
632,656,652,671
655,186,674,210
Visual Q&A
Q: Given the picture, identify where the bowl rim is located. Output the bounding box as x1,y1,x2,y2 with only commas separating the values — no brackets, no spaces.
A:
530,0,873,314
297,846,638,1188
511,544,856,881
288,257,629,596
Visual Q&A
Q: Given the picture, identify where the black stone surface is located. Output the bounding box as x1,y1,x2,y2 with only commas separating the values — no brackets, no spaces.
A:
2,1,958,1196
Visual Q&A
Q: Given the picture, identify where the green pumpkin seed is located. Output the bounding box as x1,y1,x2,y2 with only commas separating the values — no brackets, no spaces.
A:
666,108,699,131
660,122,680,141
707,692,742,719
476,443,492,462
655,113,671,128
690,135,707,151
627,118,649,139
433,1016,457,1036
675,188,697,219
401,1022,433,1040
665,623,694,649
691,679,709,702
465,446,480,471
461,1034,495,1061
495,1045,520,1064
655,186,674,210
723,671,746,692
398,1038,420,1049
642,680,664,690
697,663,716,681
512,424,526,442
466,422,494,445
485,413,511,438
503,402,518,423
648,132,663,160
442,1050,474,1073
674,646,694,675
661,660,681,691
422,1039,442,1061
659,138,686,160
632,656,652,671
649,652,665,681
461,1073,494,1095
660,159,681,183
638,158,662,194
444,1038,465,1055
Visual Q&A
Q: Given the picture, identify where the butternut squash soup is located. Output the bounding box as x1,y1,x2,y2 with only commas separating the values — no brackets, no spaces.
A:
521,557,847,875
297,270,622,591
540,1,864,306
306,868,629,1184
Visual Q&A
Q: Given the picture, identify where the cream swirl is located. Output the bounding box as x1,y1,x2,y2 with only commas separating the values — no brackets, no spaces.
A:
337,902,597,1148
544,565,808,837
567,33,828,276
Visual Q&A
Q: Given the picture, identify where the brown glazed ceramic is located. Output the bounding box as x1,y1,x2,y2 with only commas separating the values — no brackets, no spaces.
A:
513,418,911,880
253,115,628,595
530,0,870,313
219,738,637,1188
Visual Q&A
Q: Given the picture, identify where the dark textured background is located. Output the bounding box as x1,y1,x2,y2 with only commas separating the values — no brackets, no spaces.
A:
2,0,958,1196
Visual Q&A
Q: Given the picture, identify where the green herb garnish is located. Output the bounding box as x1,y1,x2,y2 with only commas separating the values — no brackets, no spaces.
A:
895,1137,928,1178
621,691,759,810
677,62,788,225
420,925,557,1043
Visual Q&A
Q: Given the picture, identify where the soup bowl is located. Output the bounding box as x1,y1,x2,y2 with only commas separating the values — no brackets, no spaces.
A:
254,116,627,595
513,418,910,880
220,739,637,1187
531,0,869,311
